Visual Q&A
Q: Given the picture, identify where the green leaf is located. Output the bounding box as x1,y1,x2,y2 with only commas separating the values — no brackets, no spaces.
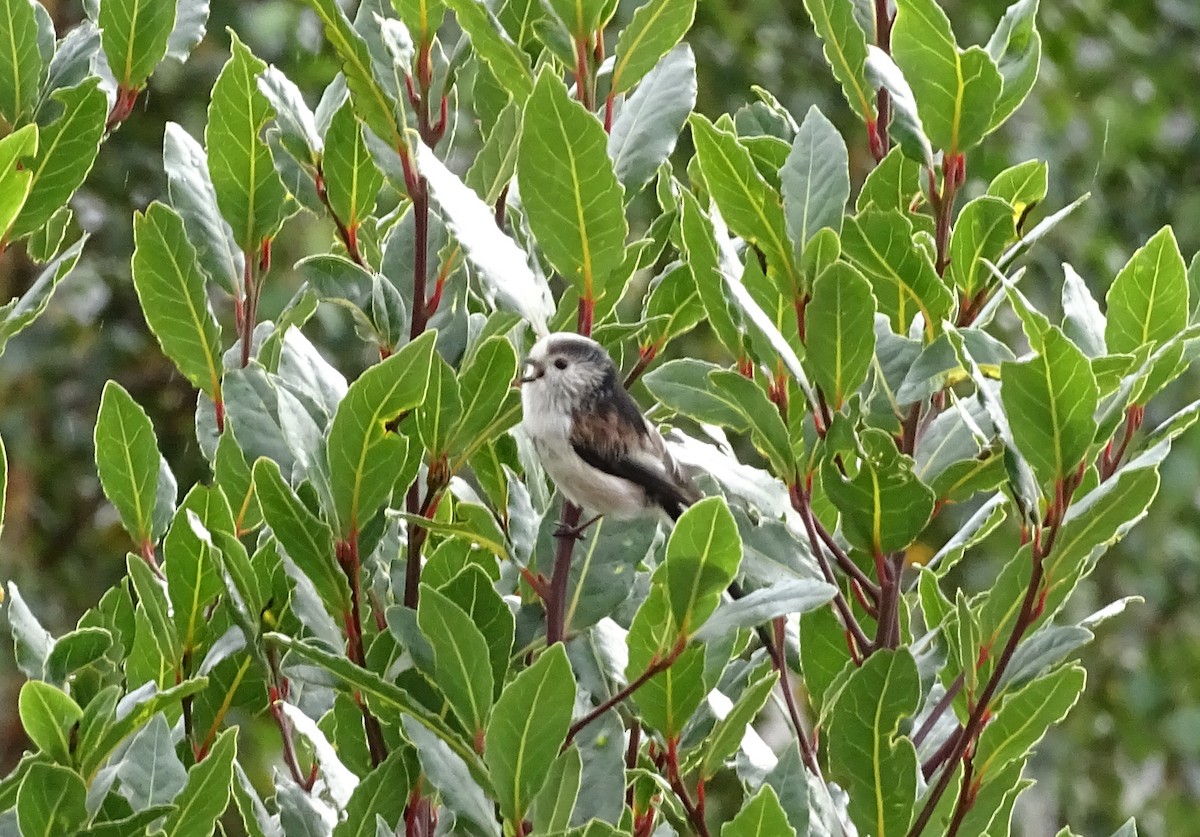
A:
99,0,175,88
159,727,236,837
828,649,920,837
484,643,576,826
324,100,383,230
266,633,489,786
164,486,231,652
857,146,921,213
822,427,934,554
532,747,581,834
1000,326,1098,487
416,353,463,456
0,122,36,243
695,578,836,641
326,330,435,535
519,71,627,304
302,0,405,147
450,336,519,453
94,381,171,548
986,0,1041,132
437,565,515,691
77,678,207,779
466,100,522,204
0,232,87,360
781,105,850,249
1104,226,1188,354
131,202,224,400
863,47,934,167
690,114,799,292
701,669,778,780
678,189,742,354
128,552,182,686
987,159,1047,216
608,43,696,193
18,681,82,765
0,0,43,124
444,0,533,101
333,747,412,837
643,359,748,430
892,0,1003,153
658,496,743,635
610,0,697,94
722,784,796,837
949,196,1016,297
253,458,350,617
975,664,1084,780
26,206,71,261
206,33,293,251
17,762,87,837
705,372,793,477
842,207,953,337
545,0,609,38
10,80,106,241
802,0,874,123
805,262,876,409
418,584,494,741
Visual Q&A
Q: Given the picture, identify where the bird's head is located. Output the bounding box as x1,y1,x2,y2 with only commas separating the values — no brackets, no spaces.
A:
519,332,617,408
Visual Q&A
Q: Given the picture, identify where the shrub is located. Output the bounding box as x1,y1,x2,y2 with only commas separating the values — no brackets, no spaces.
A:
0,0,1191,834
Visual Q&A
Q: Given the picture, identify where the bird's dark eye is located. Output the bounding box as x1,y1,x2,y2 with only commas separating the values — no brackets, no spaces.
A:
554,358,569,370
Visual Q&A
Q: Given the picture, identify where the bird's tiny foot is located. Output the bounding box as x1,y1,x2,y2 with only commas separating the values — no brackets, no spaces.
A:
553,514,603,541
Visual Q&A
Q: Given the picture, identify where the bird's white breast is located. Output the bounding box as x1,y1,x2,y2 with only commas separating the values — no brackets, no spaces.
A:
520,382,649,518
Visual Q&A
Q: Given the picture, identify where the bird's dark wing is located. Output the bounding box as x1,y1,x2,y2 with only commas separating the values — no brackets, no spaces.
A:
571,388,700,519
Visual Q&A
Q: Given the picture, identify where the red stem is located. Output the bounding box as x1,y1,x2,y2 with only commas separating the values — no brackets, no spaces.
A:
337,534,388,767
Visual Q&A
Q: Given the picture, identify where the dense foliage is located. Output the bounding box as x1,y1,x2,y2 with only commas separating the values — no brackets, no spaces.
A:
0,0,1197,835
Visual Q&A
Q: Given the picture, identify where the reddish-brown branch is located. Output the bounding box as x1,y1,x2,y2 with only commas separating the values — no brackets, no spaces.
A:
623,343,659,389
563,638,686,748
870,0,894,160
546,502,583,645
266,649,313,791
314,167,366,268
665,737,711,837
771,617,823,776
337,534,388,767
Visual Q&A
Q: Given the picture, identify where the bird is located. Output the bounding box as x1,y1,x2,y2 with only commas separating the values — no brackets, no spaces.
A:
518,332,701,535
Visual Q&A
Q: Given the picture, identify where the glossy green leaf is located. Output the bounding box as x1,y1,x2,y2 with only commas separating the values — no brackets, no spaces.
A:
802,0,874,123
531,746,581,834
10,80,105,240
1000,326,1098,487
863,47,935,167
608,43,696,193
781,105,849,249
326,329,435,535
892,0,1002,153
987,158,1047,216
0,123,36,244
0,0,42,124
519,71,627,303
677,189,742,354
164,486,231,652
707,371,794,478
206,33,293,251
643,359,748,430
806,262,876,409
333,747,412,837
1104,226,1188,354
159,727,236,837
438,565,515,691
484,643,576,826
444,0,533,100
418,583,494,741
842,207,953,337
975,664,1084,780
450,336,520,452
701,669,778,780
132,202,224,400
949,196,1016,296
18,681,82,765
94,381,170,548
690,114,799,292
416,353,462,456
657,496,743,635
610,0,696,94
625,585,706,737
302,0,405,147
828,648,920,837
99,0,175,88
253,457,350,617
324,100,382,231
823,427,934,554
466,101,521,204
0,233,87,360
16,762,87,837
986,0,1041,132
857,146,921,213
695,578,836,641
722,784,796,837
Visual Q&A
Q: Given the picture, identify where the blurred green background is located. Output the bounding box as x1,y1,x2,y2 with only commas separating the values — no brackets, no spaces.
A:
1,1,1196,833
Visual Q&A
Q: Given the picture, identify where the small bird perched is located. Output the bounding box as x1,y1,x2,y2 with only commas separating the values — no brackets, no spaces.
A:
519,333,700,528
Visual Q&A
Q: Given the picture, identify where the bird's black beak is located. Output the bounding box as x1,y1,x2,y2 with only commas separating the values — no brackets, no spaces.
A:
518,359,543,385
